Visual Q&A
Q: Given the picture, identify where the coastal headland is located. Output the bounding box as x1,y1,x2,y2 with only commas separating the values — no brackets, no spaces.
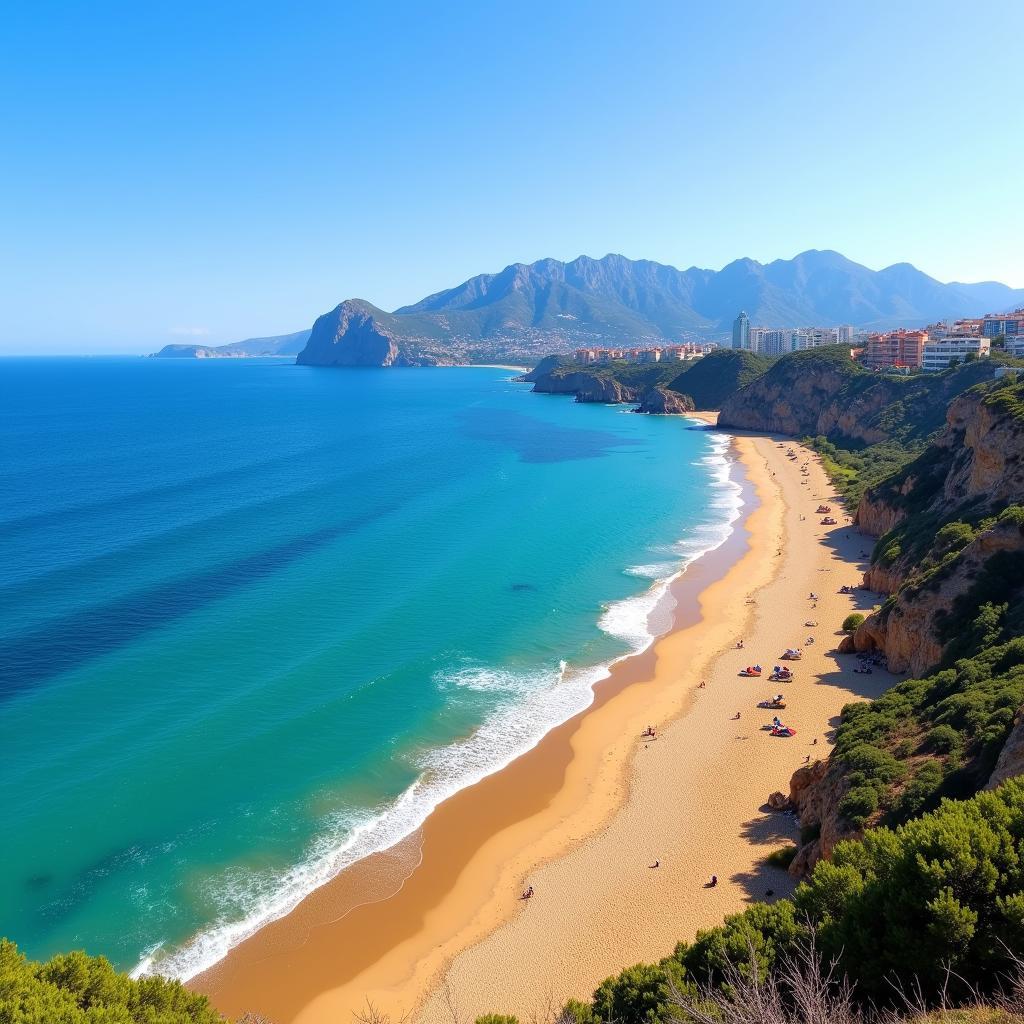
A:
195,419,894,1024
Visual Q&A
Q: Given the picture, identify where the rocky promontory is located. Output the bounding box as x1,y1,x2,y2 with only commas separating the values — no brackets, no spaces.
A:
296,300,450,367
520,355,697,413
636,386,695,415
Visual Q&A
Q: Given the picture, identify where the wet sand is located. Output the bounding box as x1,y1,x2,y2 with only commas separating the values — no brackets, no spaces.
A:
195,423,894,1024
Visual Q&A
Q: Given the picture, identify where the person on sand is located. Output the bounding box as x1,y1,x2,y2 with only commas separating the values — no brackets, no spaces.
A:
733,711,741,720
650,859,660,868
521,885,534,900
709,875,718,887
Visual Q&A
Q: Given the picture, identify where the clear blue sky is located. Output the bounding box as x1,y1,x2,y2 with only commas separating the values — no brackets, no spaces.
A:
2,0,1022,354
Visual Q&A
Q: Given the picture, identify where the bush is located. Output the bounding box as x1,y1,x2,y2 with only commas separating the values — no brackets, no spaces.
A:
476,1016,519,1024
842,613,866,633
839,785,879,827
800,822,822,845
925,723,962,753
591,961,686,1024
765,846,798,870
0,940,221,1024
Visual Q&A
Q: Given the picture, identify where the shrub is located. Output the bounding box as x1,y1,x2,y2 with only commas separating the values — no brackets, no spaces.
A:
935,521,976,553
800,822,822,845
476,1016,519,1024
839,785,879,827
0,940,221,1024
765,846,798,870
842,613,866,633
925,723,962,753
591,962,678,1024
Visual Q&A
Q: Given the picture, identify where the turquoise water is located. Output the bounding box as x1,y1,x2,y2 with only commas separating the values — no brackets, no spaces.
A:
0,358,739,978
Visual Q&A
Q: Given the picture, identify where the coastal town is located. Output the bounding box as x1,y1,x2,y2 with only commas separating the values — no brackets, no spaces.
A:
566,307,1024,373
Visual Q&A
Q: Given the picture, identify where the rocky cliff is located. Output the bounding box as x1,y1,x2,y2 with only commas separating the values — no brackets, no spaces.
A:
848,378,1024,674
296,300,448,367
774,758,856,877
520,355,691,410
636,386,695,415
531,369,640,403
719,347,1001,448
852,515,1024,676
987,706,1024,790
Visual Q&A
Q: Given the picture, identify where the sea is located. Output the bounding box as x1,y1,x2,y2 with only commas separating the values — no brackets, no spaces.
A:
0,357,741,980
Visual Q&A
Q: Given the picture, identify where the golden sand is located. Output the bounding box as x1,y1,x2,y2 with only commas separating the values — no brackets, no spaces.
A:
195,422,894,1024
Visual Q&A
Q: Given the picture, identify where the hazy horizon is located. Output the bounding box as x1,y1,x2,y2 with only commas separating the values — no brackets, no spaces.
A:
3,246,1022,357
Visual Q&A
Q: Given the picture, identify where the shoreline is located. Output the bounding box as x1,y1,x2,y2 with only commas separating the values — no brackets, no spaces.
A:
192,426,756,1021
195,422,894,1024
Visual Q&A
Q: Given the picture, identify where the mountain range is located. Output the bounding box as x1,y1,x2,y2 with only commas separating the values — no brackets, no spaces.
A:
155,250,1024,364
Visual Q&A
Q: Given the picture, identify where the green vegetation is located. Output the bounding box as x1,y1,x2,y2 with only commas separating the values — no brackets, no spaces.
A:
0,940,223,1023
842,612,865,633
764,845,798,869
829,638,1024,827
528,348,777,410
530,355,683,395
806,435,919,507
667,349,775,409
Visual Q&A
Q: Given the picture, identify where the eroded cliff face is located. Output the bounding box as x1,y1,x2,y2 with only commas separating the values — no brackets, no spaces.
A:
521,357,641,403
636,386,696,415
522,359,696,412
530,370,637,402
780,759,859,878
720,351,1000,448
296,300,445,367
942,390,1024,509
848,383,1024,675
719,361,865,438
851,517,1024,676
987,707,1024,791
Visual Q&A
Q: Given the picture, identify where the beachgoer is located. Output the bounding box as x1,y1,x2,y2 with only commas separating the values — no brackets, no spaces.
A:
812,738,818,745
650,860,660,869
710,875,718,887
733,711,741,720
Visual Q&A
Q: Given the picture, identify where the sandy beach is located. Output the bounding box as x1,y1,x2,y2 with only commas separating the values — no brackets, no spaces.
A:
196,421,895,1024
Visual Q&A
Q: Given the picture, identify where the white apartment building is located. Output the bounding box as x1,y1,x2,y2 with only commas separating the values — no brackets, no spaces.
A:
747,325,853,356
921,336,991,372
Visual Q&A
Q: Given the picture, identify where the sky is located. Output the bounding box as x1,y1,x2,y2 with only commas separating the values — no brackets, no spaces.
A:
1,0,1022,354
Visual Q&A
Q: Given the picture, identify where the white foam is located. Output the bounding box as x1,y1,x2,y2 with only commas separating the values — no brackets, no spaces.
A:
625,562,679,580
136,424,745,984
